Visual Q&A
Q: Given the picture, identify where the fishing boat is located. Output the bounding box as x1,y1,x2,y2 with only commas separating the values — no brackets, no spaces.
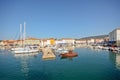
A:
60,50,78,58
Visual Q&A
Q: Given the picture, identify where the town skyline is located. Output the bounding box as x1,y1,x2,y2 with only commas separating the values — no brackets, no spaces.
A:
0,0,120,40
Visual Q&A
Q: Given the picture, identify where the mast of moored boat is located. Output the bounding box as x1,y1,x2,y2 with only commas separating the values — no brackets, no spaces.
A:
23,22,26,48
20,24,23,47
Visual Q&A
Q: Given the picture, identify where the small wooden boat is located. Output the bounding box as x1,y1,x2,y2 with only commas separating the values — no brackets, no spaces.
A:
60,50,78,58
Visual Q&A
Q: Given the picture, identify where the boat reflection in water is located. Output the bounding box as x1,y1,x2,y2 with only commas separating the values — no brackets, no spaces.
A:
14,52,38,57
42,57,56,61
115,53,120,70
60,56,76,61
14,52,39,79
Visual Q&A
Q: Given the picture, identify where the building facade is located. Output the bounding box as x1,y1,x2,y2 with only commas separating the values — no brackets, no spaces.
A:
47,38,55,45
109,28,120,46
61,38,75,45
40,38,55,47
75,39,86,44
25,38,41,46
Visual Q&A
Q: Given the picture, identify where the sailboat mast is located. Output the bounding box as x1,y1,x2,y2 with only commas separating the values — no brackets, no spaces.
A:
23,22,26,47
20,24,22,46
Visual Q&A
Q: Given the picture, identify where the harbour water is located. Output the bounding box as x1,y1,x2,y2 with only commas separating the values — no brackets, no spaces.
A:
0,48,120,80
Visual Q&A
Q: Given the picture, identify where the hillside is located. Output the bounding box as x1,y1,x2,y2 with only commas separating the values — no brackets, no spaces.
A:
78,35,109,40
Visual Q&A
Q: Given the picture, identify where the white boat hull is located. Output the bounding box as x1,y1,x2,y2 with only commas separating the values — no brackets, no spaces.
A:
11,47,24,51
14,49,39,53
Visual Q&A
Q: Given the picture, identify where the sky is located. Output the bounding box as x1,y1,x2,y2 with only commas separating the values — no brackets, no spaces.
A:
0,0,120,40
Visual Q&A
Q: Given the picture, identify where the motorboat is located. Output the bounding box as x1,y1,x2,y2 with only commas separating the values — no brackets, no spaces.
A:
60,50,78,58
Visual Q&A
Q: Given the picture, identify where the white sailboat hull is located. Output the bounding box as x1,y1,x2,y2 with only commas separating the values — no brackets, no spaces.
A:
14,49,39,53
11,47,24,51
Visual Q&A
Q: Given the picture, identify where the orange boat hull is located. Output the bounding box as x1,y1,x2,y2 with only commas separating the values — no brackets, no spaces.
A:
60,52,78,57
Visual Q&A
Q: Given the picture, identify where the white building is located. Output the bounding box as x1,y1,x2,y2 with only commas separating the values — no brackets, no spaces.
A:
40,39,47,47
61,38,75,45
75,39,86,44
0,41,3,46
87,38,95,45
55,39,64,45
109,28,120,46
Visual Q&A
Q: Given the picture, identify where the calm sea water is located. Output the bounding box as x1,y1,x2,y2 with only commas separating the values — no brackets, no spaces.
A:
0,48,120,80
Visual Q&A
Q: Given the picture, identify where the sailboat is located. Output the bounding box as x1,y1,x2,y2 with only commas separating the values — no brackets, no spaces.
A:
13,22,39,53
14,46,39,53
11,24,24,51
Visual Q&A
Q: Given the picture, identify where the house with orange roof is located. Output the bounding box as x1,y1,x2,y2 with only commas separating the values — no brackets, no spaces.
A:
24,37,41,46
2,40,17,47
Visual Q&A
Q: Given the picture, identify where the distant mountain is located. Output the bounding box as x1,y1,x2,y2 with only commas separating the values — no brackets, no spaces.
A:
77,35,109,40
